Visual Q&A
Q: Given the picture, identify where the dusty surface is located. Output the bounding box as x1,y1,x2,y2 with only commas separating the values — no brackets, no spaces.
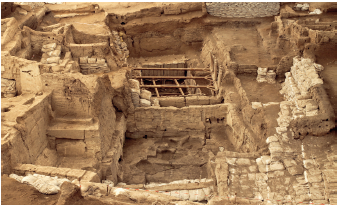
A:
238,74,284,103
1,175,105,205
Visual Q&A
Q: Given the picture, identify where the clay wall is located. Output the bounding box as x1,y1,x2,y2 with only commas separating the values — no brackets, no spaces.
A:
126,104,228,139
201,33,267,152
1,93,52,174
206,2,280,18
41,73,97,118
1,18,19,46
24,26,62,54
41,73,122,161
1,52,46,95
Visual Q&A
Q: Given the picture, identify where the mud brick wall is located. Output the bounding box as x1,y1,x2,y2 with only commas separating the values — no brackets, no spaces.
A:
41,73,100,118
1,17,19,46
25,26,63,54
126,104,228,139
1,52,45,94
1,93,53,175
15,94,52,162
206,2,280,18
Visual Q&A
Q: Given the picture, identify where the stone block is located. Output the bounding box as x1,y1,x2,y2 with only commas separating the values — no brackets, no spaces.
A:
88,58,96,64
79,56,88,64
96,58,105,64
66,169,86,180
236,158,251,165
249,165,258,173
47,129,84,139
303,159,315,169
258,164,270,173
46,57,60,64
140,89,152,101
261,156,271,165
269,162,284,171
81,171,100,183
50,167,71,178
139,99,151,107
35,165,54,176
305,171,322,183
47,49,61,57
42,43,56,50
129,79,140,90
266,136,278,144
13,164,37,176
226,157,237,165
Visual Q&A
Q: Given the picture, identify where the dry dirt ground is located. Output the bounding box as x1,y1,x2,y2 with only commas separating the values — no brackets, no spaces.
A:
2,175,159,205
1,175,107,205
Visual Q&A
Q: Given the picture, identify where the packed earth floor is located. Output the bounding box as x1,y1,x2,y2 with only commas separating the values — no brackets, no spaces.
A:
1,2,337,205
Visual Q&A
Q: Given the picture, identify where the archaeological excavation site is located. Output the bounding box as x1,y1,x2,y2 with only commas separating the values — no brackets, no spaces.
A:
1,1,337,205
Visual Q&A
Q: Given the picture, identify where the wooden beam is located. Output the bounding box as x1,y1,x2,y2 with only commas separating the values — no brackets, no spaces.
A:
140,85,211,88
132,76,209,79
133,68,208,71
174,79,185,96
152,79,160,98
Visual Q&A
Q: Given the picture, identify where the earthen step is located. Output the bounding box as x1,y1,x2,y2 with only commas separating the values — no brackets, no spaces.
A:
47,118,98,139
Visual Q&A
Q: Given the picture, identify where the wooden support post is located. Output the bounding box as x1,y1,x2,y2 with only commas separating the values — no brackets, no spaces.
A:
174,79,185,96
152,79,160,98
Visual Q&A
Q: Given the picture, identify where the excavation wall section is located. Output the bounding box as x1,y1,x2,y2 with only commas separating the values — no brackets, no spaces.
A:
126,104,228,139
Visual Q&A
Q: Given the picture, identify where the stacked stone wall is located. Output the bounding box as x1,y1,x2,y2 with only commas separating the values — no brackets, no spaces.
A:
206,2,280,18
